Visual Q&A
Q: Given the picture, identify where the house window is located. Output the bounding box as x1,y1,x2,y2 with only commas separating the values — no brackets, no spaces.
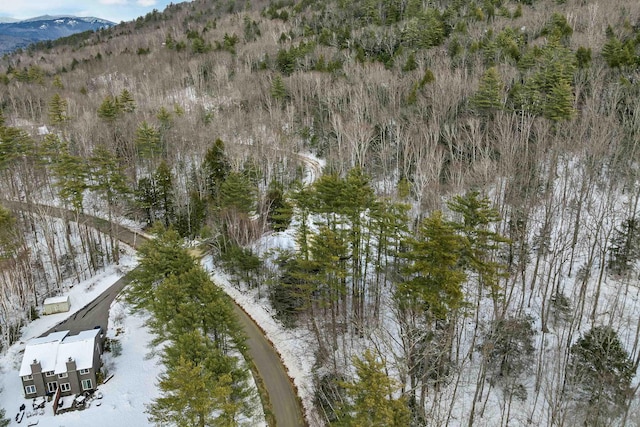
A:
24,385,36,395
79,369,90,375
58,372,68,379
47,382,58,393
81,379,92,391
45,371,55,377
60,383,71,392
23,374,33,381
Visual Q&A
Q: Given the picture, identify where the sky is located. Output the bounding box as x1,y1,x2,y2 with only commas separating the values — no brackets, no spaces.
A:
0,0,192,24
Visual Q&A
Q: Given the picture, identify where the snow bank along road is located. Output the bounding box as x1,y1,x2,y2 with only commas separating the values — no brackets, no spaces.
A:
2,199,306,427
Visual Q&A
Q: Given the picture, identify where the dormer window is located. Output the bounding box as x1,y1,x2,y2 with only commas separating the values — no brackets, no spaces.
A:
45,371,55,377
79,368,90,375
23,374,33,381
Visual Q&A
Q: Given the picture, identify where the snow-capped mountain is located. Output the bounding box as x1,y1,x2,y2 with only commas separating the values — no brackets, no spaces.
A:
0,15,115,54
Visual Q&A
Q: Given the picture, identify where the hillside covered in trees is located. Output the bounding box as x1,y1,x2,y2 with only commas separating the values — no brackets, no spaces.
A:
2,0,640,425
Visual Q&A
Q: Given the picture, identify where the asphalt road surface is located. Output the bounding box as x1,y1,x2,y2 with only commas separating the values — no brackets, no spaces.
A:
233,303,306,426
4,199,306,427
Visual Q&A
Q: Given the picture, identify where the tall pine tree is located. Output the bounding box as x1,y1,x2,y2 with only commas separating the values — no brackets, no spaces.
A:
334,349,410,427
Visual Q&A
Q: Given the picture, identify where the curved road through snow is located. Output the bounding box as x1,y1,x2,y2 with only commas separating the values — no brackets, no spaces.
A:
3,200,306,427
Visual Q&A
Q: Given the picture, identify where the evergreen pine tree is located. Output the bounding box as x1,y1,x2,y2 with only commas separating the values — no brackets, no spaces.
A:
48,93,69,126
541,13,573,45
52,75,64,90
219,242,263,289
602,36,636,68
402,52,418,72
125,227,196,311
291,183,313,260
271,252,318,326
543,78,575,122
0,125,32,170
609,218,640,275
448,191,509,300
97,95,121,122
335,349,410,427
154,161,175,227
52,142,88,212
479,316,536,399
135,121,162,168
175,190,207,238
567,326,634,426
470,67,503,115
117,88,136,113
147,355,226,427
266,183,293,232
89,145,130,208
514,41,576,119
220,172,256,214
0,205,19,260
310,225,349,318
157,106,173,128
89,145,131,262
270,74,289,103
135,176,158,226
576,46,592,68
394,209,466,418
152,266,243,349
202,138,230,200
397,211,467,320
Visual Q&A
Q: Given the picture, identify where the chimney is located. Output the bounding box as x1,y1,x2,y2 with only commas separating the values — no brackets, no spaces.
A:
30,359,41,374
66,357,77,372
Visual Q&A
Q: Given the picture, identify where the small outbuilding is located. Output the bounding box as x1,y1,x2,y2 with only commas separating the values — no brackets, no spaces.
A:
43,296,71,315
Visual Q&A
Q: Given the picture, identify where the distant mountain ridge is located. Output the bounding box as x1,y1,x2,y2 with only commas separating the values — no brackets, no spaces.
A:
0,15,115,54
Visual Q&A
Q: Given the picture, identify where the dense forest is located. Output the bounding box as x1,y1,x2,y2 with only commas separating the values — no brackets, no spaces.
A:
2,0,640,425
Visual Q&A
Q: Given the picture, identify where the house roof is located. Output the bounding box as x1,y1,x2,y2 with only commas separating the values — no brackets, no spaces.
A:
19,329,100,377
54,329,100,374
19,331,69,376
43,295,70,305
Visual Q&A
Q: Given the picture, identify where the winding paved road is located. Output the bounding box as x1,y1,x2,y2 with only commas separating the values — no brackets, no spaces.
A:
4,199,306,427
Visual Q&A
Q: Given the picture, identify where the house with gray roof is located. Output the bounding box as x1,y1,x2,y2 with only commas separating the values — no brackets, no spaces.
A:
20,329,102,398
